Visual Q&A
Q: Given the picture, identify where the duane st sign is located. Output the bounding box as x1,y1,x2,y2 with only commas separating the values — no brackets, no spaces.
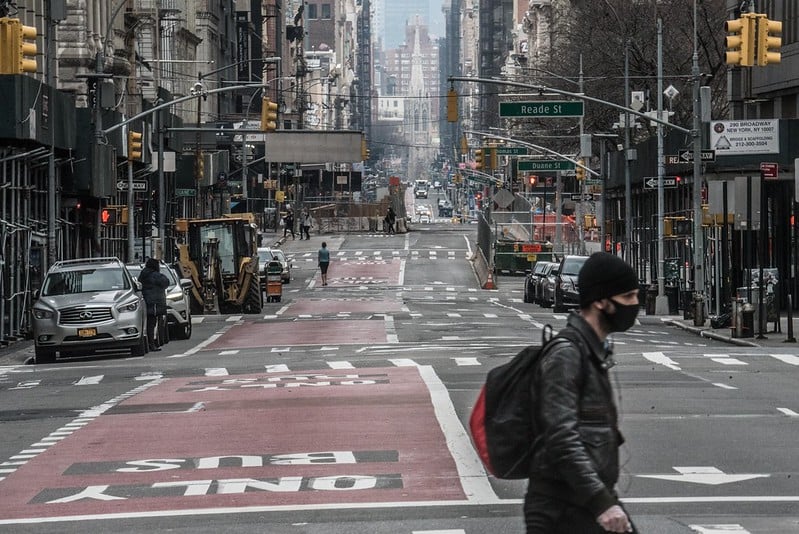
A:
517,160,575,172
499,101,584,118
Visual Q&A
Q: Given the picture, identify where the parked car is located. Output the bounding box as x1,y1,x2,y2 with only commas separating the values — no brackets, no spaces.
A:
127,261,193,340
258,247,291,284
524,261,553,303
30,257,147,364
539,263,559,308
553,255,590,312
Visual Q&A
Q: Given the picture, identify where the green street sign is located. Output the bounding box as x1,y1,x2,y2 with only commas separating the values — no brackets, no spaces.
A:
517,160,575,172
465,175,492,185
175,188,196,197
499,101,584,118
494,147,529,156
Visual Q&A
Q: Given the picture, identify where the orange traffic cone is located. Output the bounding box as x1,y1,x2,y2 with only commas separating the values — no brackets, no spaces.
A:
484,271,496,290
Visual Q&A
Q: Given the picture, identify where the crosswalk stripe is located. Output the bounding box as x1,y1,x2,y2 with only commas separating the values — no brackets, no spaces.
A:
452,357,481,366
770,353,799,366
388,358,418,367
327,361,355,369
265,364,290,373
205,368,229,376
74,375,104,386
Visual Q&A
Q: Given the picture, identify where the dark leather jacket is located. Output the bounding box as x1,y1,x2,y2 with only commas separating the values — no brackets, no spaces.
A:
528,312,622,517
138,267,169,312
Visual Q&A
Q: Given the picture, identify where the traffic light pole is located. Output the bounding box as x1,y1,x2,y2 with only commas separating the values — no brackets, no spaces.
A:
127,158,135,261
691,0,705,325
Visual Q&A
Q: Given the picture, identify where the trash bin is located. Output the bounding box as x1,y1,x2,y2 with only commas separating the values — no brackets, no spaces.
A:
665,286,678,314
265,260,283,303
682,290,694,320
741,302,755,338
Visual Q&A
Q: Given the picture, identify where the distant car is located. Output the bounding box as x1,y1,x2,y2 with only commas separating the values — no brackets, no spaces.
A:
433,180,442,189
553,255,589,312
31,257,147,363
258,247,291,284
127,262,193,340
534,262,557,304
524,261,553,303
438,201,453,217
415,187,429,199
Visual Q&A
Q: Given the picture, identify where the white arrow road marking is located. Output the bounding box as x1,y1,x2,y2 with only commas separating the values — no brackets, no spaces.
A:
637,466,769,485
643,351,682,371
777,407,799,417
689,525,749,534
74,375,104,386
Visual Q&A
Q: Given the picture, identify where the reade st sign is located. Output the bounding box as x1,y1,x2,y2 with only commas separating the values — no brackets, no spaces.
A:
499,101,584,118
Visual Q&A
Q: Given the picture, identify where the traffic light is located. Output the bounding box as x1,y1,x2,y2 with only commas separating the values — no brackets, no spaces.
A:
361,137,370,161
575,159,586,181
100,208,117,225
725,14,755,67
195,151,205,181
261,97,278,132
475,149,483,170
447,88,458,122
528,175,538,186
487,145,497,170
0,18,38,74
756,15,782,66
127,130,143,161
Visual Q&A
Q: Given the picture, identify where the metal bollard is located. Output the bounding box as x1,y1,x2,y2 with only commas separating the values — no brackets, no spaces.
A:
786,294,796,343
732,298,743,338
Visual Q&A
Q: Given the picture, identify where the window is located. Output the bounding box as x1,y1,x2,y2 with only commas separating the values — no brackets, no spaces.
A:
306,3,318,19
321,3,331,19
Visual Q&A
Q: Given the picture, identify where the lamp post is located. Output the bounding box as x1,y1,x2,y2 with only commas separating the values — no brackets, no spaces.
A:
691,0,705,325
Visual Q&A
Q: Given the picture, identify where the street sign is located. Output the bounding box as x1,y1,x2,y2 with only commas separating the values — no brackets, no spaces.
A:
677,149,716,162
517,160,575,172
494,146,529,156
116,180,148,192
569,193,597,201
175,188,196,197
644,176,677,189
760,162,779,179
499,101,584,118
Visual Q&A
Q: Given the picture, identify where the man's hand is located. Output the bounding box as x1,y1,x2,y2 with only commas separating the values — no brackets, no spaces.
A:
597,504,633,533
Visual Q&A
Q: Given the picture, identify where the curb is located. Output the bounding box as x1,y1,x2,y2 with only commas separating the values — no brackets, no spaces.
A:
664,319,760,347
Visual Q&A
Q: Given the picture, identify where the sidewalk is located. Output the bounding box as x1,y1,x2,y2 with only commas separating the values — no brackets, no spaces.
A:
645,313,799,348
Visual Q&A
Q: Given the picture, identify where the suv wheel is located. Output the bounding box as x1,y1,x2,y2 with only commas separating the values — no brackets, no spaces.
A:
34,347,56,364
171,320,192,340
131,333,147,357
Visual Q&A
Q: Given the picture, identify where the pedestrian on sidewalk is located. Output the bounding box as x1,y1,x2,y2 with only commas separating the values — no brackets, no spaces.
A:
318,241,330,286
138,258,169,352
300,209,312,240
385,206,396,234
283,208,295,240
525,252,639,533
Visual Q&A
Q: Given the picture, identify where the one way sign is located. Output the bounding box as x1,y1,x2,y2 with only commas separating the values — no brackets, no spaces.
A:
644,177,677,188
678,149,716,162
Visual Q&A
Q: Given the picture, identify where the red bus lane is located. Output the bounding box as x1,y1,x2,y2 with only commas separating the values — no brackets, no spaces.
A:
0,366,482,523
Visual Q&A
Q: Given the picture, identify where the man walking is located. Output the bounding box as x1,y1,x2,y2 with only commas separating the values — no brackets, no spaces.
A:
525,252,639,533
300,209,312,240
138,258,170,352
283,208,295,240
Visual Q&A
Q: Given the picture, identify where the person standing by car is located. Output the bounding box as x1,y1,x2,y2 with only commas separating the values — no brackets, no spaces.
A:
138,258,170,352
300,209,312,240
525,252,639,533
318,241,330,286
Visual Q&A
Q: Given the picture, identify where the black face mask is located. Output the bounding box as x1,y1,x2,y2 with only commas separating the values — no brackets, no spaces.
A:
601,298,639,333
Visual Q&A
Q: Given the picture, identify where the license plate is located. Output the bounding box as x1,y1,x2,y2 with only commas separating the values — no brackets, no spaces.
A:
78,328,97,338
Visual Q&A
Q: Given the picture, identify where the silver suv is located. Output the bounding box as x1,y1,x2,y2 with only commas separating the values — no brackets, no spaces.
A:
31,257,147,364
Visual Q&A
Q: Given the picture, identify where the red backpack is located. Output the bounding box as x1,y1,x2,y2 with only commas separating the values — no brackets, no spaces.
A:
469,326,579,479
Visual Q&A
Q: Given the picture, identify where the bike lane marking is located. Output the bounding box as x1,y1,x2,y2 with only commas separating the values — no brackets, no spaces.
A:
203,319,389,349
0,366,495,524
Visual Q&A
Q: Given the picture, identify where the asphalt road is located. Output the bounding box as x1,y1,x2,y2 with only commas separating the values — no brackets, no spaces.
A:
0,202,797,533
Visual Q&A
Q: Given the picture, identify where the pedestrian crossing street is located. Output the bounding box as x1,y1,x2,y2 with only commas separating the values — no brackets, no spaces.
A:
2,349,799,393
287,249,467,263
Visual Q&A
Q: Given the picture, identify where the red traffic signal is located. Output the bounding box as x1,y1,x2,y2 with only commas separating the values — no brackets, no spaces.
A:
100,208,117,225
528,175,538,186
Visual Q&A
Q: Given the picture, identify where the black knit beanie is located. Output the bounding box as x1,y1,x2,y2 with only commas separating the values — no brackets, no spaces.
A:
578,252,639,307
